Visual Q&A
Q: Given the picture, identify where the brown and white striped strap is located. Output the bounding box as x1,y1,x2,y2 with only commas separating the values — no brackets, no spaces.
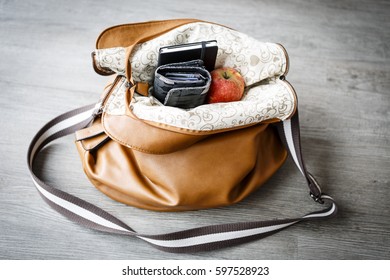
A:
27,101,337,253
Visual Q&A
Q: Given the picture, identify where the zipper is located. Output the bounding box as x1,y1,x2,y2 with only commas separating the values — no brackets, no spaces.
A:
278,77,298,118
91,51,115,76
93,75,125,117
276,43,290,77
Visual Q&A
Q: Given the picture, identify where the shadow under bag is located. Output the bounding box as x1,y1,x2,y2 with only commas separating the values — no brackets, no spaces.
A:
27,19,337,253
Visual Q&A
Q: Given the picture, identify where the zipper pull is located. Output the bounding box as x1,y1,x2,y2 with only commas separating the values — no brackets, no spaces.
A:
92,100,104,117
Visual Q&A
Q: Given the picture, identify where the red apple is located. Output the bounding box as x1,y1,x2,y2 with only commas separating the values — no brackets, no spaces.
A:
207,67,245,104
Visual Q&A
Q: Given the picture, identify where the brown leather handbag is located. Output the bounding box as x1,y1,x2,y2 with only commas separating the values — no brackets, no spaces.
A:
28,19,337,252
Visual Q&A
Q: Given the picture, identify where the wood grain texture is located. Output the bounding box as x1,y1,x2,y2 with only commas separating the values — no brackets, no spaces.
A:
0,0,389,259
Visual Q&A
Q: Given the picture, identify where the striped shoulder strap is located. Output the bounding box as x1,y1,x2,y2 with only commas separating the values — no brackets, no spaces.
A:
27,100,337,253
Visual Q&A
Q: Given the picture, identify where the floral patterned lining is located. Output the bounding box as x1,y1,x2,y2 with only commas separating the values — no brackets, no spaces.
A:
100,22,295,132
105,77,295,131
95,22,287,87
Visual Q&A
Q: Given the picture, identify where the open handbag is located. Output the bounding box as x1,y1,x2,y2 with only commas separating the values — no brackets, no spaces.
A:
27,19,337,253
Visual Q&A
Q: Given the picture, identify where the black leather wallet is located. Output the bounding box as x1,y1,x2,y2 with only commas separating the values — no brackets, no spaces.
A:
153,60,211,109
158,40,218,72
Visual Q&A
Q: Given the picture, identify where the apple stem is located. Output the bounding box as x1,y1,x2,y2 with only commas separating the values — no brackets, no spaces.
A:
223,72,229,79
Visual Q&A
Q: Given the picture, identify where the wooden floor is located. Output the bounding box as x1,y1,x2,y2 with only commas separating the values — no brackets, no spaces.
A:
1,0,389,259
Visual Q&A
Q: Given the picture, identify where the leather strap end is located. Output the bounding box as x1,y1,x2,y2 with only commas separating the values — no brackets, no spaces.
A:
135,82,150,97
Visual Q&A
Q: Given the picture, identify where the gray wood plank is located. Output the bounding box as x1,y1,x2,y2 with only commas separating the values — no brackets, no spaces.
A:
0,0,389,259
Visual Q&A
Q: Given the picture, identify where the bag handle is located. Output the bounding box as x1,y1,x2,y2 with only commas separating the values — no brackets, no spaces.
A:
27,100,337,253
276,110,325,202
